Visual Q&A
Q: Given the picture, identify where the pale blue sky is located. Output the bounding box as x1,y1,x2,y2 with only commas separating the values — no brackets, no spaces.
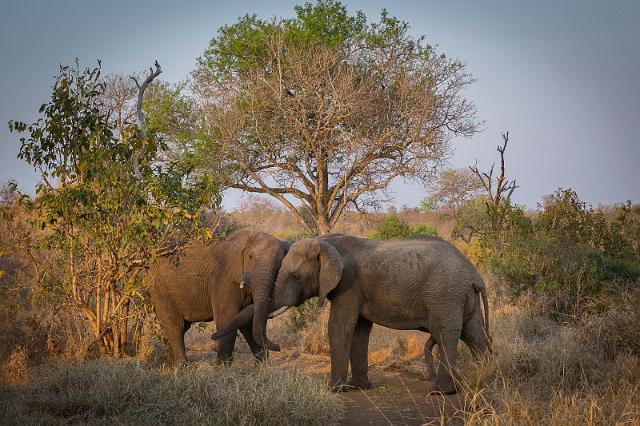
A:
1,0,638,210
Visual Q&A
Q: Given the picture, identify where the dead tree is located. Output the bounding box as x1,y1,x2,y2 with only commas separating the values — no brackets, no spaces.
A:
130,61,162,178
468,132,519,238
470,132,518,206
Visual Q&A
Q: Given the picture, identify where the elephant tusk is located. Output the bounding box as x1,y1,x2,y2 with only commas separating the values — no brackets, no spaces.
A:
239,281,245,289
268,306,289,318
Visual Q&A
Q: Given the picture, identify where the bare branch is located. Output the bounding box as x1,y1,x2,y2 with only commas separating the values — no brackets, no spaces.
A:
130,61,162,178
469,131,518,206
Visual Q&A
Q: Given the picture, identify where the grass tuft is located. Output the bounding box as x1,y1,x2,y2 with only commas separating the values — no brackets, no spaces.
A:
0,359,343,425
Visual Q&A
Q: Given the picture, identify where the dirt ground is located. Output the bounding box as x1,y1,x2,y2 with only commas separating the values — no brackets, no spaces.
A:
184,323,463,425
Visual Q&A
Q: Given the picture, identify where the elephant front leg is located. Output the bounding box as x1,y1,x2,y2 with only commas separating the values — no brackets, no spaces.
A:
239,324,267,362
348,316,373,389
328,299,361,391
214,308,239,364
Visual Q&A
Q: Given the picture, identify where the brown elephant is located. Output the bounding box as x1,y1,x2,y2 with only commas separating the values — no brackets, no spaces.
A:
146,228,288,366
214,234,490,394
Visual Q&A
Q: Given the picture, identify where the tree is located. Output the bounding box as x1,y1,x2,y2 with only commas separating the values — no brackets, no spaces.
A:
466,131,519,237
469,132,518,208
420,168,483,215
194,0,479,234
8,61,219,356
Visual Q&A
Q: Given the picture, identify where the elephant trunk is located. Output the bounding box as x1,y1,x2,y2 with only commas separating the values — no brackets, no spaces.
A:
250,260,277,350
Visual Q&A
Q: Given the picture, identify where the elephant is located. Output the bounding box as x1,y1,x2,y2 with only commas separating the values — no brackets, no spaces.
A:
213,234,490,395
145,228,289,366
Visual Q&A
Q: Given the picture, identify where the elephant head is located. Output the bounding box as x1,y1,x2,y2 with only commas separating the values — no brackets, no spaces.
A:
224,229,289,350
271,238,343,309
212,238,342,342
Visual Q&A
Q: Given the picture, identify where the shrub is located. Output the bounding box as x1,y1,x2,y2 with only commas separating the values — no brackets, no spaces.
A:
368,214,437,240
489,189,640,318
1,346,30,386
284,297,323,333
454,302,640,425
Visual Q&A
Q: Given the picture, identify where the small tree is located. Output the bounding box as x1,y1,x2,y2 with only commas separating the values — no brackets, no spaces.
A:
195,1,479,234
9,61,219,356
420,168,482,215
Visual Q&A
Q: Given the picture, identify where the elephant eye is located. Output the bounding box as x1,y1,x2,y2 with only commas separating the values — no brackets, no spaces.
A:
291,273,300,281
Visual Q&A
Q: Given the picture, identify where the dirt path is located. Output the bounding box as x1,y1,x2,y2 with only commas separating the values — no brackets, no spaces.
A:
277,355,462,426
337,367,461,425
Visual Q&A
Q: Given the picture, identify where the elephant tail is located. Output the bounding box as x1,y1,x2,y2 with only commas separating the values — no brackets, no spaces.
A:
478,284,492,352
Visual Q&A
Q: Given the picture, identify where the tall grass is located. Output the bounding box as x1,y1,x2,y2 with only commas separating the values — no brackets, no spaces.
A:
0,360,343,425
453,303,640,425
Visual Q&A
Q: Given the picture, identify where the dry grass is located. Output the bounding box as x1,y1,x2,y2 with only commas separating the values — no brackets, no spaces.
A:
299,307,331,355
452,304,640,425
0,359,343,425
1,346,30,386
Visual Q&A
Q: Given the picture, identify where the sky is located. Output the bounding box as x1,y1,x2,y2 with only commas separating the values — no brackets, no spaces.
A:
1,0,638,211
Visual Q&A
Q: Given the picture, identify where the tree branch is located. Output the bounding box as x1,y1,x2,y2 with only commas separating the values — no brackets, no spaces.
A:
130,61,162,178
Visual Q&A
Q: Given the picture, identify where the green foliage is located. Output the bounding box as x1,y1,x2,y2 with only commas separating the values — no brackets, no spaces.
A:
8,61,220,355
486,189,640,319
368,214,437,240
284,297,324,333
454,196,532,245
199,1,384,79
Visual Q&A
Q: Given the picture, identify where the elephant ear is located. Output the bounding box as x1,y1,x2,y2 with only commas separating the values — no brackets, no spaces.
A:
317,241,343,307
227,229,262,285
227,228,261,253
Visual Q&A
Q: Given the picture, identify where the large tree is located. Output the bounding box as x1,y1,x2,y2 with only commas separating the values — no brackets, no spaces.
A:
195,0,479,234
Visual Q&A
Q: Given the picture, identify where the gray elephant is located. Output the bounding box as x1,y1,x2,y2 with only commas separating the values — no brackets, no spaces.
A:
146,228,288,366
214,234,490,394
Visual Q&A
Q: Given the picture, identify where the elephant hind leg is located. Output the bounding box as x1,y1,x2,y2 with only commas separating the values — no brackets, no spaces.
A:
431,329,461,395
424,335,437,381
152,294,188,367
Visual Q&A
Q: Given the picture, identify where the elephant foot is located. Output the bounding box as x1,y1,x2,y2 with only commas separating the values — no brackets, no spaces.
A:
253,350,268,363
329,377,352,392
347,378,373,390
265,339,281,352
169,358,188,369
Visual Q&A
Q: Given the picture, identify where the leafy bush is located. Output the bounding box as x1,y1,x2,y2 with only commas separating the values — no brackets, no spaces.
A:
488,189,640,318
7,62,220,357
367,214,437,240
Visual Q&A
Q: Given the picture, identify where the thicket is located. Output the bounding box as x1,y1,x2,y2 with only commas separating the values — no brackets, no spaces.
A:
456,189,640,319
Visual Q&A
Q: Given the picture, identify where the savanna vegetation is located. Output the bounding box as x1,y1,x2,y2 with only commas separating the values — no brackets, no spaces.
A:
1,1,638,425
